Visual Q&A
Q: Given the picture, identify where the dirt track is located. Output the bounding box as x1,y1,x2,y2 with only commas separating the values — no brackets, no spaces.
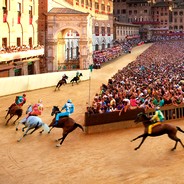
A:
1,44,184,184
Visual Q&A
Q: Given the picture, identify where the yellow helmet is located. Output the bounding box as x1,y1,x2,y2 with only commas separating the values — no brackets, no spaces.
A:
38,99,42,103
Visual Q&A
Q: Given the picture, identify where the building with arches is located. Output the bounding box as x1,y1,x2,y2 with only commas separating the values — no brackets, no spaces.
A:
0,0,42,77
1,0,38,49
38,0,113,72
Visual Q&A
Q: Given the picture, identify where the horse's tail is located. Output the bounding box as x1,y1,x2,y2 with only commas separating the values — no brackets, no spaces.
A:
75,123,84,132
42,123,50,134
176,126,184,133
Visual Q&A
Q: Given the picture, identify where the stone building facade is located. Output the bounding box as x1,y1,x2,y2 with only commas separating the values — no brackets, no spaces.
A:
113,0,184,39
38,0,114,72
0,0,42,77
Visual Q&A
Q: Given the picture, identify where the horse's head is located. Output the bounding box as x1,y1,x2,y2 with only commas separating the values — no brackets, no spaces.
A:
79,73,83,77
63,75,68,80
134,112,149,123
26,105,33,114
51,106,60,116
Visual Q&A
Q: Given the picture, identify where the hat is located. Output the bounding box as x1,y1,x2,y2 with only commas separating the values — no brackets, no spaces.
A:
155,106,160,110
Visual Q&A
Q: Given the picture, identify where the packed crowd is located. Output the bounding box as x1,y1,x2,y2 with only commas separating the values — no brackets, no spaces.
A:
0,45,44,54
89,40,184,114
93,38,141,69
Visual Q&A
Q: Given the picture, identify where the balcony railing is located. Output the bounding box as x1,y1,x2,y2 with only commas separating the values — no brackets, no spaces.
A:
132,21,160,25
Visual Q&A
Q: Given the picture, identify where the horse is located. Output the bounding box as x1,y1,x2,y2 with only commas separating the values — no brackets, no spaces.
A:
15,116,50,142
70,73,83,86
55,75,68,91
5,104,23,125
40,105,84,147
131,112,184,151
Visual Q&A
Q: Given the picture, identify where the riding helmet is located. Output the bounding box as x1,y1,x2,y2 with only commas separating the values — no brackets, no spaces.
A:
38,99,42,103
67,99,72,103
23,93,26,97
155,106,160,110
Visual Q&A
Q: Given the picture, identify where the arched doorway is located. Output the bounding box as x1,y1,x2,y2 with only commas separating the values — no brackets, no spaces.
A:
57,29,80,70
45,8,93,72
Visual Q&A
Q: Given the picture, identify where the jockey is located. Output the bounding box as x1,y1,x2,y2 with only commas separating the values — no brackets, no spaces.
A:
148,106,165,134
15,94,26,106
76,71,80,78
28,99,44,116
7,93,26,111
151,106,165,123
54,99,74,126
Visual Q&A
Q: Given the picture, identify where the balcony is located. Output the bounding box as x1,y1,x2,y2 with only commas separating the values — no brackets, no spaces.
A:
132,21,160,25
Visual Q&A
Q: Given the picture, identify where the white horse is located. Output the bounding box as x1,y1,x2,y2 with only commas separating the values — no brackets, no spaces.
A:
16,105,50,142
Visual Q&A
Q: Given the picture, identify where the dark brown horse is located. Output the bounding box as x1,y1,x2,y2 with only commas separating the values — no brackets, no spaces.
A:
40,106,84,147
131,112,184,151
55,75,68,91
70,73,83,86
5,104,23,125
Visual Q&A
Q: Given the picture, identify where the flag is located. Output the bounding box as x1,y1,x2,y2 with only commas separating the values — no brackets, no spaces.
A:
89,64,93,72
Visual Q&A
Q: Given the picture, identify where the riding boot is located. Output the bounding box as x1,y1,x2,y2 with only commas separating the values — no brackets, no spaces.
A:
53,121,58,127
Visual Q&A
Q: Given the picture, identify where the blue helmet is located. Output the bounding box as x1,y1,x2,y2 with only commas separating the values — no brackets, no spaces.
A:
67,99,72,103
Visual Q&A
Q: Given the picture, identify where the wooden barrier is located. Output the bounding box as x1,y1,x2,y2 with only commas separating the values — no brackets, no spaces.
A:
84,104,184,134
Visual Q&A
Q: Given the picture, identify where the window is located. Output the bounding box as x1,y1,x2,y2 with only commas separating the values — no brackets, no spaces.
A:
95,25,99,36
101,4,105,11
107,26,110,36
101,26,105,36
95,44,99,51
17,37,21,47
107,5,110,12
29,6,33,24
95,2,99,10
17,2,21,24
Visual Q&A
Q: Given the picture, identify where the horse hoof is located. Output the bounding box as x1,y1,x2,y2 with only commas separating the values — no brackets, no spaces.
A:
55,139,59,142
56,144,61,147
171,148,175,151
16,128,18,131
17,139,21,142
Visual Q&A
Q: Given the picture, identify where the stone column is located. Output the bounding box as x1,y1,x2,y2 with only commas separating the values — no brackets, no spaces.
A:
79,40,93,69
33,60,40,74
22,62,28,75
9,68,15,77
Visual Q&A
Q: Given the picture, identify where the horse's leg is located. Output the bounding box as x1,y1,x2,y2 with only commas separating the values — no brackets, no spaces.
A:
17,126,30,142
5,114,14,125
29,127,40,134
168,134,184,151
131,134,148,150
12,116,20,125
131,133,145,142
40,126,53,134
56,133,68,147
5,111,9,119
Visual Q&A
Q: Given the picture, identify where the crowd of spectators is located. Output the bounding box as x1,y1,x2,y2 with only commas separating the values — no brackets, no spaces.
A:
93,38,141,69
89,40,184,114
0,45,44,54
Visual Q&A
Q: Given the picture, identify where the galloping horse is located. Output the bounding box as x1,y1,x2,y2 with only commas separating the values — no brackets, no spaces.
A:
5,104,23,125
16,116,50,142
40,106,84,147
131,112,184,151
70,73,83,86
55,75,68,91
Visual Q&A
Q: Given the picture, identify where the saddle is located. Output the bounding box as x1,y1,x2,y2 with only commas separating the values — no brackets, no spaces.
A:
148,122,161,134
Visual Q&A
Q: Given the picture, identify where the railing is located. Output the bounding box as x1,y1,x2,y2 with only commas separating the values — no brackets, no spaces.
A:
146,104,184,121
58,61,80,70
85,104,184,127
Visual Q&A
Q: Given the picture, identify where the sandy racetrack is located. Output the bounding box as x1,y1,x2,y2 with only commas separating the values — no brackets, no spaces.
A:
1,44,184,184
